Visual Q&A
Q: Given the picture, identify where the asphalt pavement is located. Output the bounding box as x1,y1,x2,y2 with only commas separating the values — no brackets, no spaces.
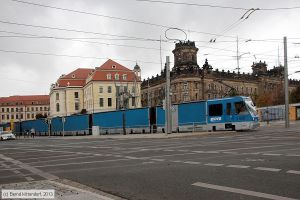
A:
0,122,300,200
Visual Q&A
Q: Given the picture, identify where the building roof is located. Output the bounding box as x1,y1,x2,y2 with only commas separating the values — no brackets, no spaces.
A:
56,68,94,87
61,68,94,79
97,59,132,71
0,95,50,106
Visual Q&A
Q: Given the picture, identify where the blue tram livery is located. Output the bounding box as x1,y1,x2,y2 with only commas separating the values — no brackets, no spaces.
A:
13,96,259,135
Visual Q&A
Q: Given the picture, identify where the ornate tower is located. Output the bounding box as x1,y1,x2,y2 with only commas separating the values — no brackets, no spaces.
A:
172,40,199,74
133,63,141,81
252,61,267,76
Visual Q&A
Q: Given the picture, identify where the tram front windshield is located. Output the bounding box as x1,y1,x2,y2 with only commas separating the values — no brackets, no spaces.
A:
245,99,257,116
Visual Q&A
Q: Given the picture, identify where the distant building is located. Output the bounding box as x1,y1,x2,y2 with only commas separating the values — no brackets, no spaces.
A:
0,95,50,124
50,59,142,117
141,41,300,107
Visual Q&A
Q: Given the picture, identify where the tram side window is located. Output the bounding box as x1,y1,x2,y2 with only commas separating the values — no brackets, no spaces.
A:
226,103,231,115
209,104,223,116
234,101,247,115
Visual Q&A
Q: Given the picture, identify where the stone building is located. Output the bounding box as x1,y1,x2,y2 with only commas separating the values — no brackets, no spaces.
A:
50,59,142,117
141,41,300,107
0,95,50,124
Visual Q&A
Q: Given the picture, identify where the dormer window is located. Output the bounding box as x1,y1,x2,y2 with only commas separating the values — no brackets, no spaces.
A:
115,74,119,80
72,74,76,78
122,74,127,80
107,73,111,80
112,65,116,69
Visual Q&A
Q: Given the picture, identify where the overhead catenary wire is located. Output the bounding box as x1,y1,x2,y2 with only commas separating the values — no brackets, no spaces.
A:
5,0,245,39
135,0,300,11
0,49,161,64
0,31,171,52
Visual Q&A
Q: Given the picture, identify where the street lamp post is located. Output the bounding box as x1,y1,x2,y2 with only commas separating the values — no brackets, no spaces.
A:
235,52,250,73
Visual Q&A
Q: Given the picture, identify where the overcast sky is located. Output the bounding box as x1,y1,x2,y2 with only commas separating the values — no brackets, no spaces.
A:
1,0,300,97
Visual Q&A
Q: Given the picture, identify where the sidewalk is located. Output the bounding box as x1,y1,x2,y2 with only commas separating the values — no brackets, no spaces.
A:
0,179,124,200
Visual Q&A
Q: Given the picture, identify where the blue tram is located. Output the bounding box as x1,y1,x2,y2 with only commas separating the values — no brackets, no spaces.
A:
13,96,259,135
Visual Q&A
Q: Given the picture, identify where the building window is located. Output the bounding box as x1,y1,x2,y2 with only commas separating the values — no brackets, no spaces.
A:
1,115,4,120
16,108,18,112
124,86,128,93
183,94,189,102
99,86,103,93
7,115,9,120
56,103,60,112
27,107,29,112
108,98,112,107
20,114,23,119
75,102,79,111
115,74,119,80
74,92,79,98
122,74,127,80
99,98,104,107
1,108,4,112
31,113,34,119
40,107,43,111
27,113,30,119
11,108,14,112
107,86,112,93
183,82,188,90
16,114,18,119
56,93,59,100
132,97,135,107
36,107,38,111
44,107,47,111
11,115,14,119
107,74,111,80
20,108,23,112
132,86,136,94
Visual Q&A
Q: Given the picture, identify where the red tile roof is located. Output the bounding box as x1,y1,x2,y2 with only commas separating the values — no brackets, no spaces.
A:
62,68,94,79
97,59,132,71
0,95,50,106
54,59,139,87
57,79,86,87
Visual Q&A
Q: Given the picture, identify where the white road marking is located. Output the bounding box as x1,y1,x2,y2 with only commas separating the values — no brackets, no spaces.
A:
286,154,300,157
222,152,238,154
142,161,155,164
34,158,130,168
183,161,201,165
254,167,281,172
262,153,282,156
227,165,250,169
205,151,219,154
171,160,183,163
192,182,297,200
204,163,224,167
286,170,300,175
151,159,165,162
192,151,204,153
0,154,58,180
25,176,34,181
13,170,21,174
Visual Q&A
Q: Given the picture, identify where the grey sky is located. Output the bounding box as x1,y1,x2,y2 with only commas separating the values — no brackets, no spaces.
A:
0,0,300,97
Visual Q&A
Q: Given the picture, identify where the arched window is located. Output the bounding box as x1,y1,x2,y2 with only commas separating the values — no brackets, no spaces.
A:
56,93,59,100
56,103,60,112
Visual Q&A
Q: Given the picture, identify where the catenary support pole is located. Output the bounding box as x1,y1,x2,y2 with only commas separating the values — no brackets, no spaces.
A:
284,36,289,128
165,56,172,134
